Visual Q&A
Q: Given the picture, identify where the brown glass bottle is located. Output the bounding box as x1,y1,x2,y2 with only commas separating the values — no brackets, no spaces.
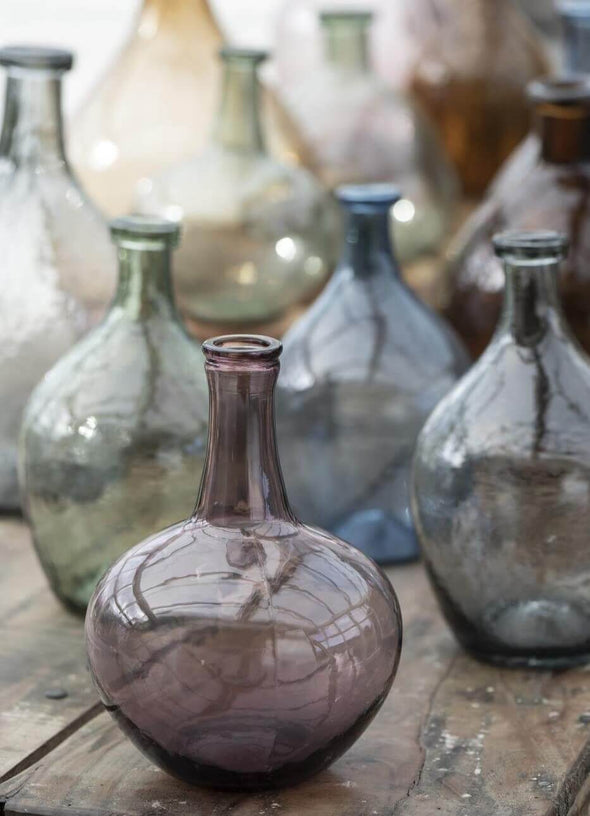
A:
408,0,549,196
445,77,590,359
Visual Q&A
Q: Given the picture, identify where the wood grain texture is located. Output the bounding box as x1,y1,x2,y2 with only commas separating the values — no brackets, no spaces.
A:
2,521,590,815
0,520,99,782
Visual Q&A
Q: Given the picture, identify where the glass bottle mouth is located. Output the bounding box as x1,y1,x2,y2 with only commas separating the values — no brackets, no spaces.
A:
0,46,73,73
319,10,374,26
337,184,401,213
203,335,283,366
493,231,569,263
110,216,181,249
218,47,268,67
528,76,590,106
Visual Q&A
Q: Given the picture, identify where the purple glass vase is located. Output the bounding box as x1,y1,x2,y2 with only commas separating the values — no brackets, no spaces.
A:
85,335,402,790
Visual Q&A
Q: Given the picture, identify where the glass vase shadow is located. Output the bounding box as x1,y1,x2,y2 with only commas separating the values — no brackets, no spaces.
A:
273,10,458,266
445,77,590,360
277,186,469,565
19,217,208,612
85,334,402,790
0,46,115,511
135,47,338,327
413,231,590,668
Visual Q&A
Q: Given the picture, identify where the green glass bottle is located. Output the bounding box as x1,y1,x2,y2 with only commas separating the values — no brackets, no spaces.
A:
19,217,209,612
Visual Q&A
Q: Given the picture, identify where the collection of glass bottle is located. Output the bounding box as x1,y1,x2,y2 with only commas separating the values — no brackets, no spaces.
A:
5,0,590,793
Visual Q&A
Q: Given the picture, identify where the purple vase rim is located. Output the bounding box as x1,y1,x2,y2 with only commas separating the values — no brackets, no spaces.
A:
203,335,283,365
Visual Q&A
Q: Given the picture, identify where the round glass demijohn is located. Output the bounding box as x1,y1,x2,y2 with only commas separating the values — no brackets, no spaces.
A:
19,216,209,612
0,46,115,511
85,334,402,790
444,76,590,360
273,0,549,196
274,9,458,266
413,231,590,668
135,47,337,328
277,185,469,566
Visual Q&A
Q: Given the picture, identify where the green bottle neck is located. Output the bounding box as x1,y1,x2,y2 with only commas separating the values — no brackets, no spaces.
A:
212,54,266,154
0,70,67,168
321,16,371,74
112,243,179,321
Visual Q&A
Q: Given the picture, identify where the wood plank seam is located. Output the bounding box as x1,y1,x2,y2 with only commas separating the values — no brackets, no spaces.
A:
544,736,590,816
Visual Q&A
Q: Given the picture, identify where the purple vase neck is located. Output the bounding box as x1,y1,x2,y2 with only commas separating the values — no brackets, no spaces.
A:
494,231,570,347
337,184,402,281
194,335,295,526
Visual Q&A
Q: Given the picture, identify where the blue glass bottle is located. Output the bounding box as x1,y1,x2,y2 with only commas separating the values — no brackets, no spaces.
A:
277,185,469,565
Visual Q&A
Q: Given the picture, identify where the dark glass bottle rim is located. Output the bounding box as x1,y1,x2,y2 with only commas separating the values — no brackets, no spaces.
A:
528,76,590,106
558,1,590,21
203,335,282,365
319,10,374,25
110,216,181,247
219,47,268,65
0,46,73,72
493,231,569,262
337,184,401,213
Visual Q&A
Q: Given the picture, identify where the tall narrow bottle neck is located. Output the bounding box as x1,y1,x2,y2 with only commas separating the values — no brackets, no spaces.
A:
499,260,564,346
0,71,67,167
341,208,400,280
536,103,590,163
196,361,292,525
213,58,265,154
112,243,178,320
322,20,370,74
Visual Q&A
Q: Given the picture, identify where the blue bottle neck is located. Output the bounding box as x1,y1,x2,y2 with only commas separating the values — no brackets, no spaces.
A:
340,208,401,281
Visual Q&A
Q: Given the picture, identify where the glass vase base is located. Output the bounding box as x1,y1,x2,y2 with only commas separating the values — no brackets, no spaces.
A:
334,509,420,565
466,647,590,670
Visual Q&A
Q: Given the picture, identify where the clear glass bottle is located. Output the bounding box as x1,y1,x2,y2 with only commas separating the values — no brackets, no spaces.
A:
274,0,549,197
85,334,402,789
0,46,114,511
20,217,208,612
135,47,337,327
445,77,590,359
413,231,590,668
275,10,457,266
70,0,302,218
277,186,469,565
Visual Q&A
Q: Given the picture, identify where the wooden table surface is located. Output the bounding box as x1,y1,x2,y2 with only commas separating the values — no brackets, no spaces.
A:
2,520,590,816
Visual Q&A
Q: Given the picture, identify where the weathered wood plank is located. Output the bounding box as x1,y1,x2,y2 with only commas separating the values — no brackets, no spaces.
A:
0,521,99,782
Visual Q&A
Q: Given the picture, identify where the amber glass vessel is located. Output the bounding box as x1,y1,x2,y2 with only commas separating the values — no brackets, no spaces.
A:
86,335,402,790
70,0,221,216
414,232,590,668
445,77,590,359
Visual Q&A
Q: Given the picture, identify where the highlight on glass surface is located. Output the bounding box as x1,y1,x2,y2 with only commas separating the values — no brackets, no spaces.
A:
0,45,114,511
277,184,469,566
135,46,338,327
19,215,209,612
445,75,590,359
86,333,402,790
413,230,590,668
273,8,458,266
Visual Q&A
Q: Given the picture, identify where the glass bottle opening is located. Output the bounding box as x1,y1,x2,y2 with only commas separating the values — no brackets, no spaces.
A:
110,215,181,248
493,231,569,263
218,47,268,67
319,10,374,27
528,76,590,106
203,335,282,365
337,184,401,213
0,46,73,73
